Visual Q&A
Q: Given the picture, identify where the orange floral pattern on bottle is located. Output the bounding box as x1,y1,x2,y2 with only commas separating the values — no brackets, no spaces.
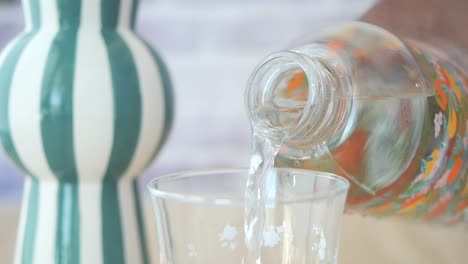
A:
358,46,468,224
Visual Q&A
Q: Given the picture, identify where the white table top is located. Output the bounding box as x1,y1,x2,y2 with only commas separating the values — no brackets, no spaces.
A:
1,204,467,264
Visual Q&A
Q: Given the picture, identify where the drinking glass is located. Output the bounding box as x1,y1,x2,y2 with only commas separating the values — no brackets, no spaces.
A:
147,168,349,264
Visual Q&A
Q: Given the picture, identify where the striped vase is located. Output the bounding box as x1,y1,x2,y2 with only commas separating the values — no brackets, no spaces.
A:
0,0,173,263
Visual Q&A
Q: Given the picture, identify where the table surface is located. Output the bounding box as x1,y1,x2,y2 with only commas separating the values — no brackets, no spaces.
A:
1,204,467,264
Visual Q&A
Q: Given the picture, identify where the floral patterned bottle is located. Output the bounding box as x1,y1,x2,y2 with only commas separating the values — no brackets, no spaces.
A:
246,22,468,224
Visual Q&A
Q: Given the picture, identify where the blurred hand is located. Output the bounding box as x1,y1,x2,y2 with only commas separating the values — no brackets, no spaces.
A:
361,0,468,51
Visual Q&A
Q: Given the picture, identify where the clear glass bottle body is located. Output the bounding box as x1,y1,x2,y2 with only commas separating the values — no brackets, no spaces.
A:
246,22,468,223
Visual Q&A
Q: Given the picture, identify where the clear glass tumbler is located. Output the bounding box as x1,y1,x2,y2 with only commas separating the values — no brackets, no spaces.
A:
147,169,349,264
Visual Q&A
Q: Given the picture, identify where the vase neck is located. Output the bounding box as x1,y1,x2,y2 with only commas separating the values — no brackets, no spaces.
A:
22,0,139,31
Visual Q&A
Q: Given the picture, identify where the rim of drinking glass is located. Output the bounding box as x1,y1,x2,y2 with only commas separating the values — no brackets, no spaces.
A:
146,168,350,206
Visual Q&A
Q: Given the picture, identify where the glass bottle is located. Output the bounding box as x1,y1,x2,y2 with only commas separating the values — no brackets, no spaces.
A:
245,22,468,224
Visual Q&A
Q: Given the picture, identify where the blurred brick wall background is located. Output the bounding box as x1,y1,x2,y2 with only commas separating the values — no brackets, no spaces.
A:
0,0,376,201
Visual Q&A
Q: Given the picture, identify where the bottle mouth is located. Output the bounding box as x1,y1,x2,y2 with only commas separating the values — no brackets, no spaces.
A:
246,51,319,142
246,51,351,149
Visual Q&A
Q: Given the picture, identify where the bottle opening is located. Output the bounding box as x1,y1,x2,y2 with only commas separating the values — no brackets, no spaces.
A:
246,52,322,143
246,51,351,149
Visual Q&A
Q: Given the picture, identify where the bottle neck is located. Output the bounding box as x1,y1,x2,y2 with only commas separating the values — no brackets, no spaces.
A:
23,0,138,31
246,50,352,150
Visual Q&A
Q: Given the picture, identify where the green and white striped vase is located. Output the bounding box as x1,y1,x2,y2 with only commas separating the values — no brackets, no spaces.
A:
0,0,173,263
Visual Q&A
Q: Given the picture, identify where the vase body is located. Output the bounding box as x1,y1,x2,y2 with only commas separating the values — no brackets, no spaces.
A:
0,0,173,263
